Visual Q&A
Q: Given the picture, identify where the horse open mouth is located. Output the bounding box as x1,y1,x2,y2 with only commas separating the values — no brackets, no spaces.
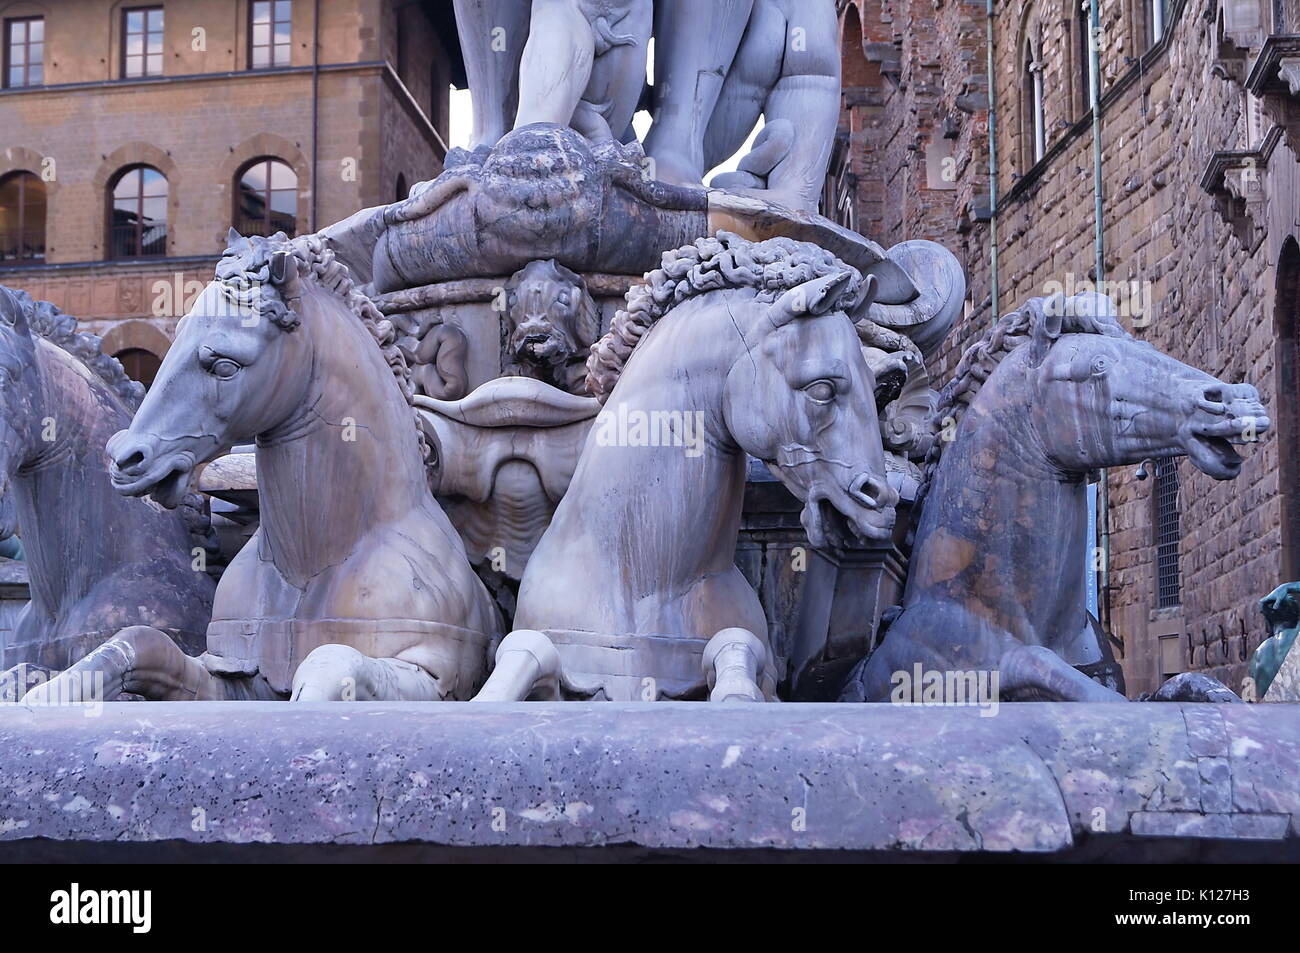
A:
801,493,896,551
1185,432,1244,480
110,452,195,508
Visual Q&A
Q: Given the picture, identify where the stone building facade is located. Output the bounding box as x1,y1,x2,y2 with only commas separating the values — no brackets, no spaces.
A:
0,0,457,382
839,0,1300,695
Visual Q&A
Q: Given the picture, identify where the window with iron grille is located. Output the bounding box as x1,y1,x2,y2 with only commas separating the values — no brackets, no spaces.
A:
1154,457,1182,608
4,17,43,89
122,7,164,79
250,1,292,70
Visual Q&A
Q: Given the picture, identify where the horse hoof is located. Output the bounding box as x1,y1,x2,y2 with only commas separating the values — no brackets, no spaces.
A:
703,628,767,703
471,630,561,702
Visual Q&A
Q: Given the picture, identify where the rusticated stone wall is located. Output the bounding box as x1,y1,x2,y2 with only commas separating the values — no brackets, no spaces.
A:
840,0,1300,695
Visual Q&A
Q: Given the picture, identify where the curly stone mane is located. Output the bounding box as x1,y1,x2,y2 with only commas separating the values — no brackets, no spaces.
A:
217,231,431,465
2,289,145,411
918,292,1131,500
586,231,864,402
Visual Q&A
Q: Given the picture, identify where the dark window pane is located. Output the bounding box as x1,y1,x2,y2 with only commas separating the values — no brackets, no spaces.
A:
0,172,47,261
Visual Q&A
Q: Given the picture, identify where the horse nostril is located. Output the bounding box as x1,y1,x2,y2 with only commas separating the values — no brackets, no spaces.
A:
114,448,148,473
849,473,889,510
1203,385,1223,403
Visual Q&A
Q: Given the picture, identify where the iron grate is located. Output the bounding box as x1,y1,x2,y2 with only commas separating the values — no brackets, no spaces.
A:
1154,457,1181,608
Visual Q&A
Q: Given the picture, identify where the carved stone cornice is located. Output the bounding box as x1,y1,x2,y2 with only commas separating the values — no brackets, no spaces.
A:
1199,129,1282,252
1245,34,1300,153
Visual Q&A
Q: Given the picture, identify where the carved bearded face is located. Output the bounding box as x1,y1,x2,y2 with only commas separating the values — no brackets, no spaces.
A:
505,260,600,371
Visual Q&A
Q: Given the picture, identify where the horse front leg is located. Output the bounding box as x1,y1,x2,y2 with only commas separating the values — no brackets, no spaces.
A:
20,626,259,703
703,627,768,702
290,644,446,701
998,644,1128,702
470,630,562,701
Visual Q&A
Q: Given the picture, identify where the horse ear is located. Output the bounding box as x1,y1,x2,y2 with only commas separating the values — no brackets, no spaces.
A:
769,271,854,327
0,287,28,337
226,226,242,246
269,250,290,285
1027,296,1065,366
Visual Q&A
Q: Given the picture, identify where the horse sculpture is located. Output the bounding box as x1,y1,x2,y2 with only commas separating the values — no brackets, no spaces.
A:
0,286,213,673
474,233,899,702
26,231,500,704
840,292,1270,703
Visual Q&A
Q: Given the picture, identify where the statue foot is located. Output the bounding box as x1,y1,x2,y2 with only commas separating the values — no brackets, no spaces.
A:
703,627,767,703
470,629,562,702
291,644,445,701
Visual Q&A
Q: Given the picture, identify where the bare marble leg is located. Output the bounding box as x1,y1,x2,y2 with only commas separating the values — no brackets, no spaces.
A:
514,0,596,130
291,644,445,701
644,0,756,186
471,629,561,701
703,627,767,702
453,0,531,149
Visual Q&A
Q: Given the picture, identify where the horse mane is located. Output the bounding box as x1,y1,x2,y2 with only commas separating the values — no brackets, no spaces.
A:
919,291,1131,499
0,288,145,411
216,231,431,465
586,231,864,402
0,286,219,560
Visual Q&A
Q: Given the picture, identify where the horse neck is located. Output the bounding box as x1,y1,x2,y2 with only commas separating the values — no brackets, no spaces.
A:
17,340,187,612
911,359,1088,641
564,299,749,584
255,292,429,581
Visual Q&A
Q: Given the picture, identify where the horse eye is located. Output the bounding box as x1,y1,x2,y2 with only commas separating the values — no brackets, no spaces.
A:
210,358,241,380
804,379,836,403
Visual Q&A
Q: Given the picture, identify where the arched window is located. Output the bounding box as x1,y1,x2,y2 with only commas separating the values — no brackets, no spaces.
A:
235,158,298,237
114,348,162,389
1276,238,1300,578
108,165,167,259
1021,37,1045,167
0,171,46,262
396,173,408,202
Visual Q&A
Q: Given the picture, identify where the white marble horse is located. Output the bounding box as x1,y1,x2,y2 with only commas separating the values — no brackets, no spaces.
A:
475,233,899,702
26,232,500,704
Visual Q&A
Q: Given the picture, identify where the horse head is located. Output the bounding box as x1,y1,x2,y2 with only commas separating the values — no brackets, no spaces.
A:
0,287,40,537
1023,291,1269,479
722,269,900,548
108,231,314,507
